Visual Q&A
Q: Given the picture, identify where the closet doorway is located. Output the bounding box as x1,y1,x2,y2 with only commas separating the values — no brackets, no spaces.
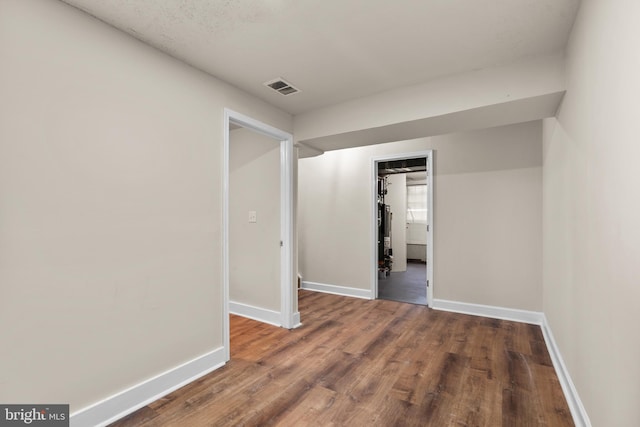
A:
371,151,433,306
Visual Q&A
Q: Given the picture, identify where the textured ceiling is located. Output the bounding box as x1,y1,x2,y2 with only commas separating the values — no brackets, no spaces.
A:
60,0,580,115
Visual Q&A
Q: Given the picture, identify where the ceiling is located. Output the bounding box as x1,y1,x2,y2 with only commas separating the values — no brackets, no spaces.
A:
60,0,580,116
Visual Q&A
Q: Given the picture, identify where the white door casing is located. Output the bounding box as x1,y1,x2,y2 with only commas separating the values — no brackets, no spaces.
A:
371,150,434,306
223,109,296,361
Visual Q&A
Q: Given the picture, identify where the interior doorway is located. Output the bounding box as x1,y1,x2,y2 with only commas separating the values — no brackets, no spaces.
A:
229,126,281,320
372,151,433,306
223,109,297,362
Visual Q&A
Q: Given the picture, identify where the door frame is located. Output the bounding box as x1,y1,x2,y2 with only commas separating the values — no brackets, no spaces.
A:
223,108,296,361
371,150,434,306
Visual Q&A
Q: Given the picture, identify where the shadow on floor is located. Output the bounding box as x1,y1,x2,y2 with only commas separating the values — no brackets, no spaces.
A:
378,261,427,305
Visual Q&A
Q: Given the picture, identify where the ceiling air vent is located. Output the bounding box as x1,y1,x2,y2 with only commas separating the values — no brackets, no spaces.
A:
264,78,301,96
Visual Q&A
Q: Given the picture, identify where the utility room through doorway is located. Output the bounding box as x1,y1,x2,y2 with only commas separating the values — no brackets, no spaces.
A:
377,156,429,305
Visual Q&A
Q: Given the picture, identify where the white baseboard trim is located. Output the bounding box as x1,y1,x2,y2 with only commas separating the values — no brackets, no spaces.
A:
432,299,544,325
70,347,225,427
229,301,281,327
301,281,373,300
432,299,589,426
541,315,591,427
291,311,302,329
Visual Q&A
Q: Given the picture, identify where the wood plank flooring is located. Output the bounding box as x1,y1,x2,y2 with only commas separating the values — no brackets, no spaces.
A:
110,291,574,426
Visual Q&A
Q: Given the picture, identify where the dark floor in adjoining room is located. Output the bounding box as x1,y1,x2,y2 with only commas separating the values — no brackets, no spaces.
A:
378,261,427,305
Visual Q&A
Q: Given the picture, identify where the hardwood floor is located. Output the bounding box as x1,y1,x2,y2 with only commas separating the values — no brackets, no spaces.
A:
110,291,573,426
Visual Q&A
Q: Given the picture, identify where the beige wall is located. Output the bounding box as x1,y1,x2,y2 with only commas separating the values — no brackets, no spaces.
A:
0,0,291,411
294,54,565,143
299,121,542,311
542,1,640,425
230,128,281,312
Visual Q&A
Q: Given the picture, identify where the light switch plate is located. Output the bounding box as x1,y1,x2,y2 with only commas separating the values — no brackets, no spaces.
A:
248,211,257,223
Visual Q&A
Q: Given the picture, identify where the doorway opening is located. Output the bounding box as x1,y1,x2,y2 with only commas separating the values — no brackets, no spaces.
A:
372,151,433,306
223,109,298,362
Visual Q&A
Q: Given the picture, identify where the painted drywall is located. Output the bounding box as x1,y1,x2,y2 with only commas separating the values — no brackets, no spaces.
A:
385,174,407,272
542,1,640,425
229,128,281,312
0,0,291,412
294,54,565,152
298,121,542,311
407,225,428,245
407,244,426,262
407,177,428,262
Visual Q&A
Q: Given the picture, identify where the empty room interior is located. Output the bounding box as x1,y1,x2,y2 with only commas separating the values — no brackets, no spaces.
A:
1,0,639,426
